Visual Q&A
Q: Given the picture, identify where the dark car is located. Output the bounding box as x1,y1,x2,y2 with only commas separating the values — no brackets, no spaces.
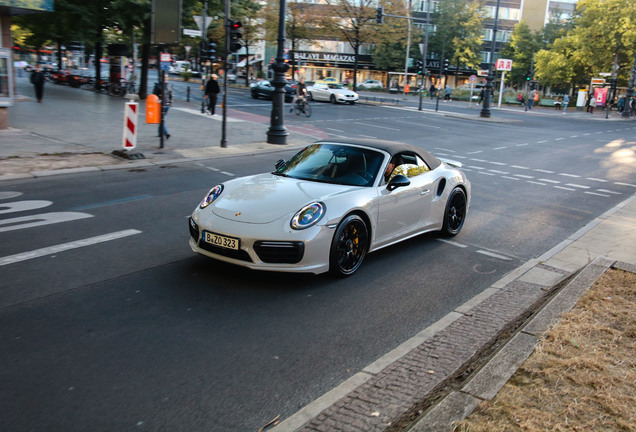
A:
250,80,295,102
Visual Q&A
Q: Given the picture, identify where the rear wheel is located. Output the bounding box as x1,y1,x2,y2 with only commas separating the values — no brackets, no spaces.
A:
329,214,369,277
441,188,467,236
303,103,312,117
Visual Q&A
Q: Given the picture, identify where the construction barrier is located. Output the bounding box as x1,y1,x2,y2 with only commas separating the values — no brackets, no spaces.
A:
122,101,138,150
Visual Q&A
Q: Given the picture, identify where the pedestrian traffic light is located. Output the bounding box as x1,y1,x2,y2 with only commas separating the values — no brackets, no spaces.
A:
229,20,243,53
443,58,449,71
376,6,384,24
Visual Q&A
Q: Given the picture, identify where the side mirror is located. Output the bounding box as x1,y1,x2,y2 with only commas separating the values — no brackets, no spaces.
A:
275,159,286,170
387,174,410,191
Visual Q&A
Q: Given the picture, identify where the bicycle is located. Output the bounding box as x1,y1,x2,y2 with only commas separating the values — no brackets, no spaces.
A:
294,97,312,117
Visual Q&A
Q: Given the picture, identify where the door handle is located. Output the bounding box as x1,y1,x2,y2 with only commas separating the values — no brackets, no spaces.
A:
420,189,430,196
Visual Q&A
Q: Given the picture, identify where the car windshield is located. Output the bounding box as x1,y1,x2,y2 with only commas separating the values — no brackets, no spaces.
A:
328,84,345,89
273,144,384,187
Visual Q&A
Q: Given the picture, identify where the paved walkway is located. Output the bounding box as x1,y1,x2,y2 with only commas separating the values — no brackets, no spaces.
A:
2,76,635,431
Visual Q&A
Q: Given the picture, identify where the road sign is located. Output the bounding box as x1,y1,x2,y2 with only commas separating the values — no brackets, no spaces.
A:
469,74,477,83
183,28,201,37
591,78,606,85
598,72,611,77
160,52,171,62
495,58,512,71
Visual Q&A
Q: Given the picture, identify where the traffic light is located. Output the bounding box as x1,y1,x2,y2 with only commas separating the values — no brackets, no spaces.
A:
199,39,209,60
207,40,217,59
376,6,384,24
229,20,243,53
443,58,449,71
416,60,424,74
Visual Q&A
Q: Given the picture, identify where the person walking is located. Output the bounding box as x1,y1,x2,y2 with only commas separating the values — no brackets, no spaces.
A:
444,84,451,102
589,94,597,114
429,84,437,100
30,64,46,103
205,74,220,115
562,94,569,114
527,89,536,110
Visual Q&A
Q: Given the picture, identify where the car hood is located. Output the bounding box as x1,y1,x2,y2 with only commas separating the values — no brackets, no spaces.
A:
210,173,354,224
331,89,357,96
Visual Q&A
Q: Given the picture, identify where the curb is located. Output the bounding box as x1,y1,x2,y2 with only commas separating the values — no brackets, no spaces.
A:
407,256,628,431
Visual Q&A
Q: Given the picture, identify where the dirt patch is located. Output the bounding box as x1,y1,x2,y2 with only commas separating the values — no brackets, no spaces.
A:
454,268,636,432
0,152,124,175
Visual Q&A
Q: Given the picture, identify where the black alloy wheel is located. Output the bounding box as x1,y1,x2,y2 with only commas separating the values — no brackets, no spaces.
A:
441,187,467,236
330,94,337,104
329,214,369,276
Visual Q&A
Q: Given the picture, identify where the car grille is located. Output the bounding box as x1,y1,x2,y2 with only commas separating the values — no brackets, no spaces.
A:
254,241,304,264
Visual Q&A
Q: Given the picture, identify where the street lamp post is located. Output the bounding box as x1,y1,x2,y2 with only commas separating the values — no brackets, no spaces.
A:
480,0,501,119
621,50,636,118
266,0,289,145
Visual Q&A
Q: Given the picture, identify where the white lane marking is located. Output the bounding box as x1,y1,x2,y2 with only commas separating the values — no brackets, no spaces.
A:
354,122,401,131
220,171,235,176
488,161,507,166
172,107,244,122
0,229,142,266
492,147,507,150
585,191,610,197
0,212,93,233
570,135,579,138
559,173,580,178
502,176,520,181
467,166,485,170
565,184,590,189
587,178,608,183
488,170,509,175
471,158,487,162
476,250,512,260
437,239,467,248
528,181,547,186
615,182,636,188
0,200,52,215
516,143,529,147
511,165,530,170
555,137,564,141
327,128,345,133
597,189,621,195
478,172,495,176
554,185,576,191
467,150,483,155
435,148,456,153
537,140,548,143
514,174,534,179
0,192,23,200
539,178,561,184
534,169,554,174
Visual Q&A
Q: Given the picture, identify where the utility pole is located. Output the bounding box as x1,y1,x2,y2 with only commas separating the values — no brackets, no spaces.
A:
418,0,431,111
266,0,289,144
403,0,412,95
480,0,501,118
221,0,229,148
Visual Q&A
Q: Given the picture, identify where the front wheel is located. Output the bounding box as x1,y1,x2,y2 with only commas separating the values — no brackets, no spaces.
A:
303,103,312,117
441,187,467,236
329,214,369,277
330,94,337,104
108,83,122,97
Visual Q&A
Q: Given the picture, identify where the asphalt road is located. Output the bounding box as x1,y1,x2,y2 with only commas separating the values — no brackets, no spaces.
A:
1,95,634,431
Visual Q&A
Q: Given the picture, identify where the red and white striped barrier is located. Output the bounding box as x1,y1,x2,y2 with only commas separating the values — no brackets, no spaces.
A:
122,101,138,150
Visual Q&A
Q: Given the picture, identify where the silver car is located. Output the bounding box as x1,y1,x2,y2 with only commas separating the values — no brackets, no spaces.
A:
189,139,470,276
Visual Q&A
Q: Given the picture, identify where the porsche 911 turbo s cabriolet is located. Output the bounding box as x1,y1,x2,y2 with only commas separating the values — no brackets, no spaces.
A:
189,139,470,276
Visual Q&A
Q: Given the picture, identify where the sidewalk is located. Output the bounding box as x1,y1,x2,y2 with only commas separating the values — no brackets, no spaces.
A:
2,77,635,431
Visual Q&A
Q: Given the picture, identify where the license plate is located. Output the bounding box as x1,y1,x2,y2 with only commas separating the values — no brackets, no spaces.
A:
202,231,240,251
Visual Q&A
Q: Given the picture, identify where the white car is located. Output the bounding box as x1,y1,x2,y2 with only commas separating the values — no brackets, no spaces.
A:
189,139,470,276
308,82,359,104
358,79,384,90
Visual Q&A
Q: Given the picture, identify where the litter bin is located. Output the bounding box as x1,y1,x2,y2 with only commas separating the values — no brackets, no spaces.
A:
146,94,160,124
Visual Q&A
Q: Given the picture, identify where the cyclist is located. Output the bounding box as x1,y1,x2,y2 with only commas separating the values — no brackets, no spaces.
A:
291,78,307,112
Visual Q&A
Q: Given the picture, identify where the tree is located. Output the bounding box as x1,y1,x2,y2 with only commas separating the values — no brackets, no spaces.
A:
321,0,378,90
499,20,542,87
371,0,409,76
233,0,262,86
534,0,636,88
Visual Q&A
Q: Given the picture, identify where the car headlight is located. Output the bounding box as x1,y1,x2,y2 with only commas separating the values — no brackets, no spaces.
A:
199,185,224,209
291,202,326,230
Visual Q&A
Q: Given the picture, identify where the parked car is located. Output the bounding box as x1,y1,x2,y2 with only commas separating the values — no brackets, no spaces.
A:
320,77,339,84
357,79,384,90
308,82,359,104
188,138,470,276
250,80,295,102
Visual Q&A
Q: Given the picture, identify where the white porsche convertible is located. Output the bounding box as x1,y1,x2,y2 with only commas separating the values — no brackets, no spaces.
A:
189,139,470,276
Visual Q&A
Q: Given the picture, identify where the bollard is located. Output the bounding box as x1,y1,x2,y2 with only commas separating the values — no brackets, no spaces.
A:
145,94,160,124
187,86,190,102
